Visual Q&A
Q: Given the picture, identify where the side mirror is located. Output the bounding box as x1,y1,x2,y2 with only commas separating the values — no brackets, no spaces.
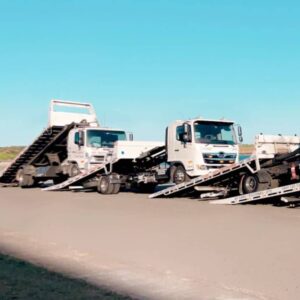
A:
237,125,243,143
182,123,191,143
238,125,243,137
78,131,84,146
182,133,190,143
128,133,134,141
183,123,189,133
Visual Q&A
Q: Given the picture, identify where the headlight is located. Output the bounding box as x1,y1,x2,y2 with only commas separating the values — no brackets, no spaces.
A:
197,164,207,170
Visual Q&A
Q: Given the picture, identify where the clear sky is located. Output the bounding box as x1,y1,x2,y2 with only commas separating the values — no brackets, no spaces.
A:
0,0,299,146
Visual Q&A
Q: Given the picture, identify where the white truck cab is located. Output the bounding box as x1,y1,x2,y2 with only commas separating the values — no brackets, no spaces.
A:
67,127,130,171
167,118,242,182
67,127,163,174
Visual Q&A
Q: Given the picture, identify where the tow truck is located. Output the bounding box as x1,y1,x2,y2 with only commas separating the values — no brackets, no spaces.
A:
150,134,300,207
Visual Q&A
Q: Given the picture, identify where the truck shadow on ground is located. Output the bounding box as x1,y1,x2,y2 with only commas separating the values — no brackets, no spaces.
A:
0,253,133,300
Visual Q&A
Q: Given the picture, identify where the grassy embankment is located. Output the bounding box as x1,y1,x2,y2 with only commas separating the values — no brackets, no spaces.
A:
0,147,24,161
0,253,132,300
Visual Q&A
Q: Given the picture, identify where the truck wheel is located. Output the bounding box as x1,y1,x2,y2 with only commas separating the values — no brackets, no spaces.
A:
97,176,114,194
173,165,188,185
69,163,80,177
17,170,34,188
16,169,24,184
242,174,260,194
112,183,121,194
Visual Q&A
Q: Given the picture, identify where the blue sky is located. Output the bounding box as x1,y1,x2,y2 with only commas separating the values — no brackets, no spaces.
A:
0,0,299,146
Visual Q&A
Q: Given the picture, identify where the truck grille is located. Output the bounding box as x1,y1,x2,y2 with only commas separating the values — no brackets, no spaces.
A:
93,155,105,162
203,153,236,164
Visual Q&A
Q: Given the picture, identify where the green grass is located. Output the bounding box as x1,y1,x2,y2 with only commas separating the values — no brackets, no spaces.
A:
0,253,132,300
0,147,24,161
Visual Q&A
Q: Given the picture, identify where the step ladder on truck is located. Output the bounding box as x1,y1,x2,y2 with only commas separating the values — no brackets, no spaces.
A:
150,134,300,206
44,117,242,194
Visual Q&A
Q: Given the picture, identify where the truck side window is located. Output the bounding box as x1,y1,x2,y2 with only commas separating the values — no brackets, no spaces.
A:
74,132,80,145
176,125,192,142
176,126,184,141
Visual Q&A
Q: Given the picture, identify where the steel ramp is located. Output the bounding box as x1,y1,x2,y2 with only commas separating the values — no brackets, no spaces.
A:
42,163,109,191
210,182,300,205
45,146,166,192
149,157,256,198
0,125,72,184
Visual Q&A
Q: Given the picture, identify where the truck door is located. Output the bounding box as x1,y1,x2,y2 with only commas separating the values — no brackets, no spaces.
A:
69,130,86,169
173,123,194,171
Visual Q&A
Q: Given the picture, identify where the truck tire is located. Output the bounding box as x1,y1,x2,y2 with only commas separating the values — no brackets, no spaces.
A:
24,176,34,188
97,176,114,194
112,183,121,194
173,165,188,185
16,169,23,184
69,163,80,177
242,174,266,194
17,170,34,188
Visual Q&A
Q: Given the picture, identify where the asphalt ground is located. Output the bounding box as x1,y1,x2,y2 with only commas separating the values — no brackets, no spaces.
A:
0,187,299,299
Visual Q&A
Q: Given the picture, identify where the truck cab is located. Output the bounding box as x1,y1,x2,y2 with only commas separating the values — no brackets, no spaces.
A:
67,127,130,172
167,118,241,183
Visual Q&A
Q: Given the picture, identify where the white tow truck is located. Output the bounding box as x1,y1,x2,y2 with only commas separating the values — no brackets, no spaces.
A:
150,133,300,206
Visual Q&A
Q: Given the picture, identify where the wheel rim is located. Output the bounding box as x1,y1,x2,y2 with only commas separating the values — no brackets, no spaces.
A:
174,169,185,184
245,176,258,193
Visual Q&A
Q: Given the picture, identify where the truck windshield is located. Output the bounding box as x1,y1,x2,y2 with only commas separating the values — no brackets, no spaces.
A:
194,122,236,145
87,130,126,148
